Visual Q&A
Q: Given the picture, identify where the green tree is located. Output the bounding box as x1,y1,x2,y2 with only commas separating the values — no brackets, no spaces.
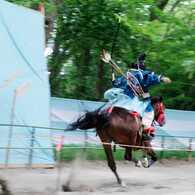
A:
7,0,195,110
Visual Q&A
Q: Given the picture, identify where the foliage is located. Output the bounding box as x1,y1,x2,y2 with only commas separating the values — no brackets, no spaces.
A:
7,0,195,110
7,0,55,11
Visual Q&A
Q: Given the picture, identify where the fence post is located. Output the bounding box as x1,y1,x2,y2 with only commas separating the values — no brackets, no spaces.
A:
56,145,62,192
83,130,88,158
5,90,17,168
160,136,165,162
29,128,35,168
188,138,192,161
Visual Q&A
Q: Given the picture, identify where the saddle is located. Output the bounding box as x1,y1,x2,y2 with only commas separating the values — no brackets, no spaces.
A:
104,106,155,140
104,106,142,134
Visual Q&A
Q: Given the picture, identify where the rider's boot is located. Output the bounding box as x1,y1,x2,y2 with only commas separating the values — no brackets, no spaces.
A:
142,128,153,140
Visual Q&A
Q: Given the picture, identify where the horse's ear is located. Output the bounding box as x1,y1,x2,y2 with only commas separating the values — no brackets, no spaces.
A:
160,96,163,102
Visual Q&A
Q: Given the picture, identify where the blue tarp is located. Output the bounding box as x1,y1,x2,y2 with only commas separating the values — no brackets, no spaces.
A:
51,97,195,149
0,0,54,165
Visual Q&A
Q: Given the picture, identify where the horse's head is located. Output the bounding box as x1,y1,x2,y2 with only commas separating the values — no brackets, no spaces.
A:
151,96,166,127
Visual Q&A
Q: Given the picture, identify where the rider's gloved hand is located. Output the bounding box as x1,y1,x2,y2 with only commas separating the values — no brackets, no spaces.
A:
161,77,171,84
110,78,115,86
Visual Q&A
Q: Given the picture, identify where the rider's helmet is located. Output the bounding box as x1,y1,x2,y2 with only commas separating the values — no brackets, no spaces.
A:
132,53,146,70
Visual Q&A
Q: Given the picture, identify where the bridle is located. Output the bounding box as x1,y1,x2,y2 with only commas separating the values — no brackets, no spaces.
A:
154,101,165,126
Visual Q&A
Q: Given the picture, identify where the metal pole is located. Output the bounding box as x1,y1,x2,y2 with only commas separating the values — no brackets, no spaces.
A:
5,90,17,168
29,128,35,168
56,148,62,193
83,130,88,159
188,138,192,161
160,136,165,163
84,130,87,148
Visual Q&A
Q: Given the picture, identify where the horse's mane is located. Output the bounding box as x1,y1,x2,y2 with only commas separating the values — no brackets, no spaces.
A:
150,97,160,105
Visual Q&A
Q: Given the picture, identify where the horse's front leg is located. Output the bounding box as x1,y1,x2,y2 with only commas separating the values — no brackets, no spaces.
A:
98,130,125,187
147,148,158,167
140,141,149,167
140,153,148,167
124,148,142,167
142,141,157,168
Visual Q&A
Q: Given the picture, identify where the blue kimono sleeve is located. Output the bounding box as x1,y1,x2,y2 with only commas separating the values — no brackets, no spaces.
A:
149,73,163,86
143,71,163,86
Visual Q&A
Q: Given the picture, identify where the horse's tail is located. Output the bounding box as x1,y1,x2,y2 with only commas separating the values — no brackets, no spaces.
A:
66,106,110,131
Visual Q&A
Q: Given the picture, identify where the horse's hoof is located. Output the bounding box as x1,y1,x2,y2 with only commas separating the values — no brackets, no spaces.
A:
141,158,149,168
135,160,142,167
62,184,72,192
121,181,126,188
141,161,148,168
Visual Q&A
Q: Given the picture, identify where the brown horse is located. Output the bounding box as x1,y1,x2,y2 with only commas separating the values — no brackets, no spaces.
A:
67,96,165,186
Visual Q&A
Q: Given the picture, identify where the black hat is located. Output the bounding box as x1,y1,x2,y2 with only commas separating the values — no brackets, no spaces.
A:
137,53,146,61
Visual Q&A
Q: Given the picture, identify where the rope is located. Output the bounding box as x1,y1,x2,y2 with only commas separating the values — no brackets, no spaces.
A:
0,137,50,141
0,130,195,152
0,137,193,147
0,124,194,138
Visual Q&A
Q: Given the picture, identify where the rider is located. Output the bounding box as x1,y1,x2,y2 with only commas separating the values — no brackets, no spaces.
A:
105,53,171,140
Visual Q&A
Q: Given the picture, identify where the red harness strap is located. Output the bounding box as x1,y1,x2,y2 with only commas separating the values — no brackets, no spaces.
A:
128,111,140,118
96,106,115,136
104,106,115,114
150,123,156,132
104,106,140,118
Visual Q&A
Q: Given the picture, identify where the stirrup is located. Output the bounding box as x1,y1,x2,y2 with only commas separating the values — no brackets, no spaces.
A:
142,132,153,140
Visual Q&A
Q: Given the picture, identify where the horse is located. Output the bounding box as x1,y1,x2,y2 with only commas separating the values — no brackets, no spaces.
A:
67,96,165,186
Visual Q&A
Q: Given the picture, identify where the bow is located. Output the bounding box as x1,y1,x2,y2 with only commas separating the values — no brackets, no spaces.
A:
111,14,121,80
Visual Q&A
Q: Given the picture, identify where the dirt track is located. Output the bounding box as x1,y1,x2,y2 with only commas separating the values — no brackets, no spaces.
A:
0,159,195,195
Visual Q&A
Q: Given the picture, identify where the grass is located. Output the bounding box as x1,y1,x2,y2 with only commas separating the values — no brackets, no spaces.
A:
53,144,195,162
158,150,194,159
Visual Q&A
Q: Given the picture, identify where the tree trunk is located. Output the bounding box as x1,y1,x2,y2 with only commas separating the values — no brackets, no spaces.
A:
49,38,65,95
30,1,61,45
45,0,61,45
150,0,169,21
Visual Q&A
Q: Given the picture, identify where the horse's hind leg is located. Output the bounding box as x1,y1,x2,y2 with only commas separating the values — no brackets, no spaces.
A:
98,130,124,186
104,144,123,185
